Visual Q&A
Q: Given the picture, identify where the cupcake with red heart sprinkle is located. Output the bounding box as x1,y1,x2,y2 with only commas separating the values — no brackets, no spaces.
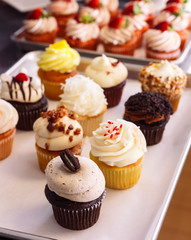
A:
23,8,58,43
64,12,100,50
144,21,181,60
99,15,137,55
0,68,48,131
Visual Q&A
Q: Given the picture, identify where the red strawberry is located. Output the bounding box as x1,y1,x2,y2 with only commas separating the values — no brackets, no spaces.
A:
122,3,141,15
14,73,28,82
155,21,174,32
27,8,44,20
163,5,179,13
167,0,187,4
87,0,102,8
109,16,129,29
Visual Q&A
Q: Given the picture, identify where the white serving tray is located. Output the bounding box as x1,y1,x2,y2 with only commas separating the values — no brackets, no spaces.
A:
0,51,191,240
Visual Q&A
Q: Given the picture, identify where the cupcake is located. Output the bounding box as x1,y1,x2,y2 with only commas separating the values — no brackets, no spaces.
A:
90,119,147,189
80,0,111,28
144,21,181,60
85,54,128,108
99,15,137,56
1,68,48,131
59,75,107,136
0,99,18,160
23,8,58,44
64,12,100,50
33,105,83,172
153,5,190,49
123,91,173,145
47,0,79,37
45,149,105,230
139,60,187,112
37,40,80,100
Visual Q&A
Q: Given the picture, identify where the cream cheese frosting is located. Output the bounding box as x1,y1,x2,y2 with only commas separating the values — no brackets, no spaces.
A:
47,0,79,16
90,119,147,167
23,17,58,34
65,19,100,42
85,54,128,88
45,155,105,202
0,68,45,103
59,75,107,117
37,40,80,73
0,99,18,134
127,14,148,30
86,0,119,12
144,29,181,52
33,105,83,151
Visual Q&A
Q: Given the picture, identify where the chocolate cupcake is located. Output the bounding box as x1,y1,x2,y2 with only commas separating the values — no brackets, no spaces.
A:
123,91,173,145
44,149,106,230
1,68,48,131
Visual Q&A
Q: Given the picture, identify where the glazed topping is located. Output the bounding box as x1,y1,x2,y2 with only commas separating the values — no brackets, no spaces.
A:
59,75,107,117
90,119,147,167
65,18,100,42
124,91,173,124
0,99,18,134
139,60,187,96
45,155,105,202
1,68,45,103
33,105,83,151
85,54,128,88
144,28,181,52
60,149,80,172
37,40,80,73
47,0,79,15
23,9,57,34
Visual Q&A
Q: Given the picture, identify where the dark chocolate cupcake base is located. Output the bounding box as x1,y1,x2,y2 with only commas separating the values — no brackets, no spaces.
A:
45,185,105,230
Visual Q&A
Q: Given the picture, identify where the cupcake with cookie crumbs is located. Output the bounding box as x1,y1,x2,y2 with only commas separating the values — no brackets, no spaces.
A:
33,105,83,172
139,60,187,112
44,149,105,230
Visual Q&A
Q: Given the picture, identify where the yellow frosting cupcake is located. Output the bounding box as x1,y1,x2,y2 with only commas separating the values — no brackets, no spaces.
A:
37,40,80,100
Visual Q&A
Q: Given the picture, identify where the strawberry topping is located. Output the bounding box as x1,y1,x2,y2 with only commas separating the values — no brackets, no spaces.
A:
87,0,103,8
155,21,174,32
27,8,44,20
167,0,187,4
163,5,184,16
14,73,28,82
109,16,129,29
122,3,141,15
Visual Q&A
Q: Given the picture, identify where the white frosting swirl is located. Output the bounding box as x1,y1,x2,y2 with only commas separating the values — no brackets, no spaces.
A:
0,99,18,134
85,54,128,88
90,119,147,167
0,68,45,103
86,0,119,12
154,11,190,31
45,155,105,202
65,19,100,42
23,17,57,34
80,6,110,27
59,75,107,117
126,14,148,30
100,25,134,45
144,29,181,52
47,0,79,15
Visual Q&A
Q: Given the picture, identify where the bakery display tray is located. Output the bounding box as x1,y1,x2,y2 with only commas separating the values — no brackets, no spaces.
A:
0,51,191,240
11,27,191,66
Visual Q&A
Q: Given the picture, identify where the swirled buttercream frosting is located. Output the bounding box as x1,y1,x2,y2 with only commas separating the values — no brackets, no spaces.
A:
47,0,79,15
85,54,128,88
127,15,148,30
45,155,105,202
86,0,119,12
1,68,44,103
90,119,147,167
37,40,80,73
0,99,18,134
59,75,107,117
33,105,83,151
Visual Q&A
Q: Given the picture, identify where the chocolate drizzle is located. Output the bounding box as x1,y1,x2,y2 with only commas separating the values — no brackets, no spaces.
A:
60,149,80,172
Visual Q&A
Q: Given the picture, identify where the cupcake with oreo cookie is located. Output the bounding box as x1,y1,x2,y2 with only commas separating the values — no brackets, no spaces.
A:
123,91,173,145
0,68,48,131
44,149,106,230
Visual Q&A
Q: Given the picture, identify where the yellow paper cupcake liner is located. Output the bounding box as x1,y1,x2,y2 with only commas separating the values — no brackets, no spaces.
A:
90,153,143,190
168,94,181,112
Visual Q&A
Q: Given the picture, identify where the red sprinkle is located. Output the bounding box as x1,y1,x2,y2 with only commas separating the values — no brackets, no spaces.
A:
115,132,120,135
110,134,113,139
120,124,123,128
108,121,113,124
104,133,108,136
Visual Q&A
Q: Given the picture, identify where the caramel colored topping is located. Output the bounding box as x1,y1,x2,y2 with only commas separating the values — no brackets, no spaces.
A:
69,136,73,142
74,128,81,135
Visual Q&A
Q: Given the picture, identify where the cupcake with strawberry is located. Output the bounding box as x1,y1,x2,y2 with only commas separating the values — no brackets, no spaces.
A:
154,5,190,49
64,12,100,50
99,15,137,55
47,0,79,38
144,21,181,60
80,0,110,28
122,2,149,47
23,8,58,43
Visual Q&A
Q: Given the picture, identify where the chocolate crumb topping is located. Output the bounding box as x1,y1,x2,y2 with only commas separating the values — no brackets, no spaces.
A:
74,128,81,135
111,60,120,67
60,149,80,172
68,124,74,130
45,142,49,150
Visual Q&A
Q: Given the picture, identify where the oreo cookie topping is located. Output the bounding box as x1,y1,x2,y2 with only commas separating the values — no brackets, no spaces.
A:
124,91,173,124
60,149,80,172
